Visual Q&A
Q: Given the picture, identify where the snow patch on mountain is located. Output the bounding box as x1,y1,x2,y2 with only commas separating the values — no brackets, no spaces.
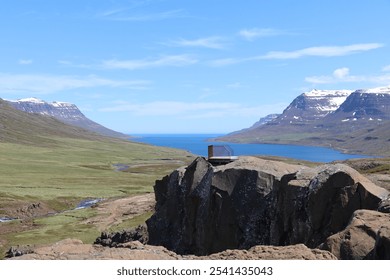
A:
356,86,390,94
303,89,352,114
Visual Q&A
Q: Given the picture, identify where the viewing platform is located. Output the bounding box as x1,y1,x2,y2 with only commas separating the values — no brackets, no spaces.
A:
207,145,238,165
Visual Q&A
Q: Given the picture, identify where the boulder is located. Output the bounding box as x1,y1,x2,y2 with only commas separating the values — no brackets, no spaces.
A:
146,156,389,256
319,210,390,259
95,224,148,247
373,224,390,259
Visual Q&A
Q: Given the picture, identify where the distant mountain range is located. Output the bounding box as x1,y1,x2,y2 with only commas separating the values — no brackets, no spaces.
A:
218,86,390,156
0,99,113,146
5,98,127,139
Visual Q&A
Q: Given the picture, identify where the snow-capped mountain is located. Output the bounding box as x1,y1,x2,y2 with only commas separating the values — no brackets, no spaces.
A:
7,98,85,120
218,86,390,156
326,86,390,123
6,98,126,138
275,89,352,124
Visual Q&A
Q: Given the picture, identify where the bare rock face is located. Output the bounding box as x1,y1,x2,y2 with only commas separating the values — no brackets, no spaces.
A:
8,239,336,260
8,239,181,260
146,156,389,256
201,244,337,260
319,210,390,259
147,156,302,255
374,224,390,259
95,224,148,247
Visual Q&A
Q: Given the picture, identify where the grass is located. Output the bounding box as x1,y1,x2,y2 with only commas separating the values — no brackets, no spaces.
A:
2,208,100,258
0,136,194,258
107,211,154,233
0,138,192,203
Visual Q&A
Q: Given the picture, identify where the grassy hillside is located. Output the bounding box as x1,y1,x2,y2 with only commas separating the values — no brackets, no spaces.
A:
0,100,194,257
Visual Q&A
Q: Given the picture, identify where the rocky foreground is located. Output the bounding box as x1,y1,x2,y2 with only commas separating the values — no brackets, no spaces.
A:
9,156,390,260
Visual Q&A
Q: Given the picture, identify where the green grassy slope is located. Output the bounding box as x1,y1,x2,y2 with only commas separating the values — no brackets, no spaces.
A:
0,100,194,257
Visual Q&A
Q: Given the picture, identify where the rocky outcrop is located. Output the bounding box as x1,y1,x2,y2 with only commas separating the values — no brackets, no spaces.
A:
95,224,148,247
203,244,337,260
8,239,336,260
319,210,390,259
146,156,389,256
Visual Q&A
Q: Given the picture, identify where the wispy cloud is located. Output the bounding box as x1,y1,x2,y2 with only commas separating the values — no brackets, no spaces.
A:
168,36,227,49
226,82,246,89
209,43,384,66
238,28,286,41
0,73,150,94
100,54,198,70
97,8,186,21
260,43,384,59
382,65,390,72
100,100,287,119
305,67,390,85
18,59,33,65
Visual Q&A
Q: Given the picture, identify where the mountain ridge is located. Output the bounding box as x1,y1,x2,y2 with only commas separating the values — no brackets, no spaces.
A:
217,86,390,156
0,99,114,146
5,97,127,139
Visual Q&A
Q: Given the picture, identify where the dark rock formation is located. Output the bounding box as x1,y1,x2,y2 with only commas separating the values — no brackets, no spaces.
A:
146,156,389,256
6,245,35,258
95,224,148,247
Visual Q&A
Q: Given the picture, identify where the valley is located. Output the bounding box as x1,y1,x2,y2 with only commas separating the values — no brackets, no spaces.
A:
0,100,194,257
1,94,389,260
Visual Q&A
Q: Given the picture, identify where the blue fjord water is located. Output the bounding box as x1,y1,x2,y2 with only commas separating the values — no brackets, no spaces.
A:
132,134,369,163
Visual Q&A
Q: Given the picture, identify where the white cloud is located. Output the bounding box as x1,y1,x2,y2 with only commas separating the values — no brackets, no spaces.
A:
18,59,33,65
238,28,284,41
333,67,350,79
0,73,150,94
100,100,287,119
209,43,384,67
382,65,390,72
97,9,186,21
226,82,245,89
169,36,226,49
305,67,390,85
260,43,384,59
209,57,245,67
101,54,197,70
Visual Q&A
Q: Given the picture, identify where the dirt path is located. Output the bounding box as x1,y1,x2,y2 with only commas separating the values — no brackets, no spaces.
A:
82,193,155,231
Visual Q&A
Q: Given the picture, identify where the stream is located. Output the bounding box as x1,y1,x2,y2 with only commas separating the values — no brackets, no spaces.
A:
0,198,103,223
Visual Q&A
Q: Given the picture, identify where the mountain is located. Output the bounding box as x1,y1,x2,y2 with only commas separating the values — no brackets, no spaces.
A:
226,114,280,136
218,86,390,156
247,114,281,129
276,89,352,124
6,98,127,139
326,87,390,123
0,99,109,146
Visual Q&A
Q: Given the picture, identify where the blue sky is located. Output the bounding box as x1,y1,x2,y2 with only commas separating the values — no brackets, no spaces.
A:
1,0,390,134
